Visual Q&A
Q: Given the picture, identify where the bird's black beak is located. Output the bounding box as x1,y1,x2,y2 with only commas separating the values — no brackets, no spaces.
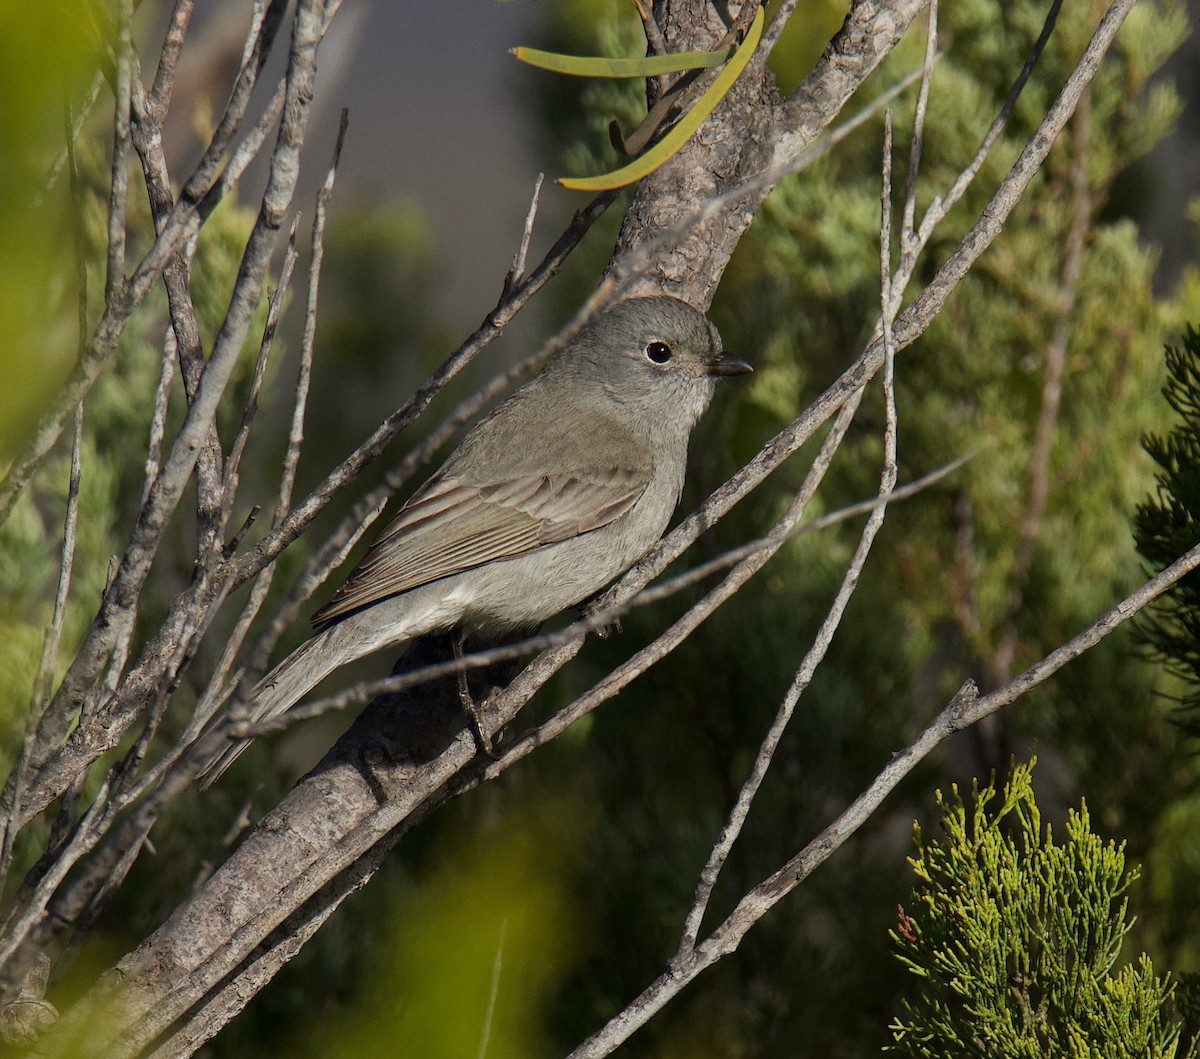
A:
704,352,754,377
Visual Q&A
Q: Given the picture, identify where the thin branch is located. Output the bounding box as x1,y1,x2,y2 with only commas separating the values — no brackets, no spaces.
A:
501,173,544,300
277,109,349,525
0,0,289,530
42,0,328,740
104,0,133,305
223,220,300,508
146,0,193,119
913,0,1064,252
10,0,339,837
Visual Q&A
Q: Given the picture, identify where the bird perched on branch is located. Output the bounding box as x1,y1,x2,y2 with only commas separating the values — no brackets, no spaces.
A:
202,295,752,783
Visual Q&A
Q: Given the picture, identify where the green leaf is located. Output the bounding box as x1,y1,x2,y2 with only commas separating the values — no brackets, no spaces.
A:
557,6,765,192
511,44,733,78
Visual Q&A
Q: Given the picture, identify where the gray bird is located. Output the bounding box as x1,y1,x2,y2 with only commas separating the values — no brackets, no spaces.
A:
203,295,751,782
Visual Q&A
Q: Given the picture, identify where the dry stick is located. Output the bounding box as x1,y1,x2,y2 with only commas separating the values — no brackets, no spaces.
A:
223,221,301,511
566,5,1139,1050
0,765,117,968
104,0,133,306
145,0,194,119
200,114,349,727
88,0,324,671
44,206,311,893
207,228,301,697
40,71,104,200
500,172,543,299
675,540,1200,1003
103,331,179,704
21,12,293,746
0,86,97,885
31,117,345,889
900,0,937,252
913,0,1063,255
760,0,800,56
127,56,230,592
278,109,350,525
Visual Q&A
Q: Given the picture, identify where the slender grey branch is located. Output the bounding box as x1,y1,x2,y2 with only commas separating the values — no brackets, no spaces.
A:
223,221,300,511
900,0,937,250
13,0,338,829
104,0,133,305
278,109,349,525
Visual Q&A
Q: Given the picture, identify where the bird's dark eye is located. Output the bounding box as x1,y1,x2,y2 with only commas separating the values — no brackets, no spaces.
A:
645,341,672,364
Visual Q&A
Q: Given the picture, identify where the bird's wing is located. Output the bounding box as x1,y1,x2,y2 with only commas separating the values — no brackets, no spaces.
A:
311,463,649,626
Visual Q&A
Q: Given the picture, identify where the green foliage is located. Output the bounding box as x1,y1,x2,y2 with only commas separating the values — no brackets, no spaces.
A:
1134,325,1200,736
888,760,1193,1058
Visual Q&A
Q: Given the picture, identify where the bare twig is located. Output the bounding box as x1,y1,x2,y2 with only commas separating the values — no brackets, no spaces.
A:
900,0,937,253
501,173,544,299
0,0,289,529
912,0,1064,254
104,0,133,305
223,221,301,508
278,110,350,525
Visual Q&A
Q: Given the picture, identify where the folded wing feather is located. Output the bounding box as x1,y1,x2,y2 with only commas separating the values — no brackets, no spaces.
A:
312,465,649,627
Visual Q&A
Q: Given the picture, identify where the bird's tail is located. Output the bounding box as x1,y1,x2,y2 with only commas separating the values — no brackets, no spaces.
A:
199,621,364,787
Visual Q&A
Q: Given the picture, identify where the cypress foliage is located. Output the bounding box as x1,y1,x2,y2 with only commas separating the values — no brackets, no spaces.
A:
888,760,1196,1057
